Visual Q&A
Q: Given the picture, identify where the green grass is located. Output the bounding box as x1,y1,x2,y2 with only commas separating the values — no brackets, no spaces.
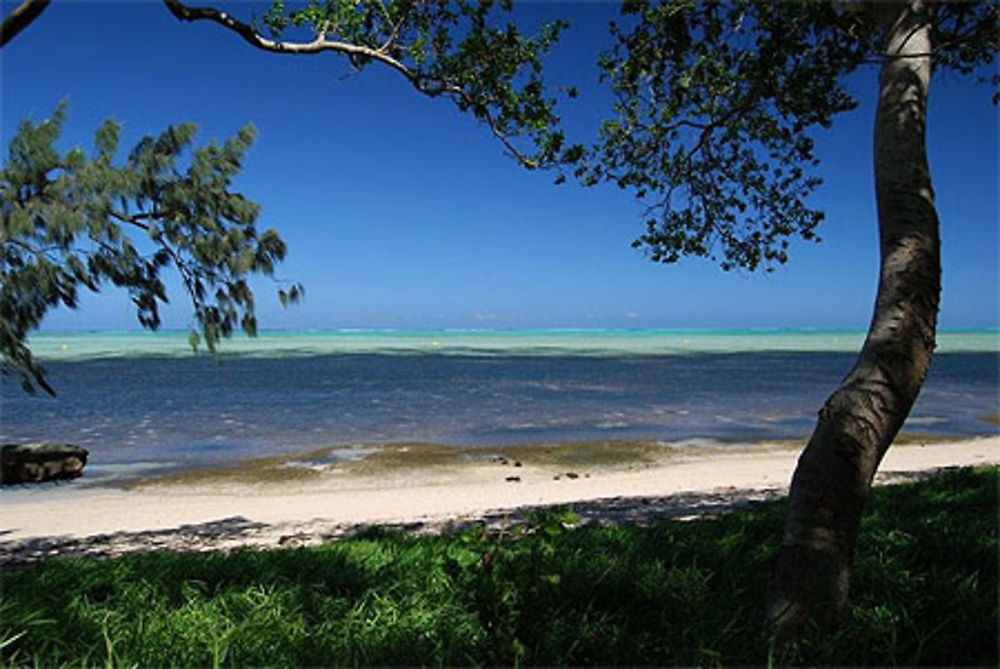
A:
2,467,996,666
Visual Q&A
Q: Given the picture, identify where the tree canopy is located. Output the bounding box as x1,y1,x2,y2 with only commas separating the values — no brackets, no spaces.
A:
584,0,997,271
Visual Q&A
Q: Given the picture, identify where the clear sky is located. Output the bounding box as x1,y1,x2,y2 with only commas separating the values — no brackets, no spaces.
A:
2,1,997,332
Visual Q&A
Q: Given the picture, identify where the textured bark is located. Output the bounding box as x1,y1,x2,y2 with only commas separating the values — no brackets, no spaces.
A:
766,0,940,636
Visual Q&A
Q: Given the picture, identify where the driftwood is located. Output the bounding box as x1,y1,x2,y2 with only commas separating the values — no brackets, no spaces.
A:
1,443,89,484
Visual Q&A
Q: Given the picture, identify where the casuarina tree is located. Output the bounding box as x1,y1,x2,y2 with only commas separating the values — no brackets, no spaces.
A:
0,103,301,393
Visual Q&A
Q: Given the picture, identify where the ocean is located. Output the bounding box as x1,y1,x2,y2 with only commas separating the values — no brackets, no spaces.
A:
2,329,997,486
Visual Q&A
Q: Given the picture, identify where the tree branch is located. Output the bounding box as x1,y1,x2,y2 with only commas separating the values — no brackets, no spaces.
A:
0,236,58,260
0,0,50,48
161,0,543,169
861,5,998,64
162,0,415,81
107,210,166,232
684,97,756,169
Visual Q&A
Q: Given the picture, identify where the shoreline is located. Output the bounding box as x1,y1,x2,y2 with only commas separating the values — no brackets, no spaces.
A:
2,435,997,565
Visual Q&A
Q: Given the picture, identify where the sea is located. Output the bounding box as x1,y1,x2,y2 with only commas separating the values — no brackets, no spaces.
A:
2,329,997,487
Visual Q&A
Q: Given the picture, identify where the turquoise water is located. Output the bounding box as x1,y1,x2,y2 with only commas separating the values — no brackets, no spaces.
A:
26,328,1000,361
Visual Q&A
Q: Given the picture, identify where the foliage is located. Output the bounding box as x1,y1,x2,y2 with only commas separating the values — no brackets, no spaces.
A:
583,0,998,271
1,467,995,666
0,103,300,394
168,0,584,170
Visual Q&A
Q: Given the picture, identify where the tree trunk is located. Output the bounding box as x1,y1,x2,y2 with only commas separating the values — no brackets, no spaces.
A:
766,0,940,637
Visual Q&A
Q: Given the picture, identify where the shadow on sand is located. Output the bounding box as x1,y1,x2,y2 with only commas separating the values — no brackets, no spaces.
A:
0,485,792,567
1,467,937,567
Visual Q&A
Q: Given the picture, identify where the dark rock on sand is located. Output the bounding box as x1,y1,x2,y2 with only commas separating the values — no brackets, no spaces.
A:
1,443,89,484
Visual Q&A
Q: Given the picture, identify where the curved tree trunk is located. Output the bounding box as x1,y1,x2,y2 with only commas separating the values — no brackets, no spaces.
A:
766,0,940,637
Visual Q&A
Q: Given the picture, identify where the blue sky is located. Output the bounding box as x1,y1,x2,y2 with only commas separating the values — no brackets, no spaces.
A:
2,1,997,331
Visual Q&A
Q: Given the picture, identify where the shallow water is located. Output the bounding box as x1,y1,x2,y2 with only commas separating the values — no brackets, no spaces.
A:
3,330,997,486
22,328,1000,360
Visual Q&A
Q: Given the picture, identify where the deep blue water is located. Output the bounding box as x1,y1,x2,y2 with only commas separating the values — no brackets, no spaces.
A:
2,348,996,484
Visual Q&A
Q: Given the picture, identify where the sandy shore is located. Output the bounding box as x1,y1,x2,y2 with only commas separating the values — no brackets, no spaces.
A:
2,436,997,564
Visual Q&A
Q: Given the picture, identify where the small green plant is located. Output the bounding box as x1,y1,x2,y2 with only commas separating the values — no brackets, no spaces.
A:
449,508,579,664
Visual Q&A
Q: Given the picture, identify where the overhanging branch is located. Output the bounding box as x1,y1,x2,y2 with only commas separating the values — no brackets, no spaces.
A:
161,0,543,169
0,0,50,48
162,0,415,81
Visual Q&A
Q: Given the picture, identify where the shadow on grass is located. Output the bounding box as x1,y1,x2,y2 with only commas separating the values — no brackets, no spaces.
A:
1,467,996,666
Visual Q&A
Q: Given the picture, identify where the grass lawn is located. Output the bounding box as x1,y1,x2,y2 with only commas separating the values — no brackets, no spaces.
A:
2,467,996,666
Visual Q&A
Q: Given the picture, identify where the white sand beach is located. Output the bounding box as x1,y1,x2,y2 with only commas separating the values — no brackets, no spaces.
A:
2,436,997,564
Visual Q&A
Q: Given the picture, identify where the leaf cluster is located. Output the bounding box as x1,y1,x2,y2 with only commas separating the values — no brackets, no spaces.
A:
0,103,300,394
254,0,583,168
